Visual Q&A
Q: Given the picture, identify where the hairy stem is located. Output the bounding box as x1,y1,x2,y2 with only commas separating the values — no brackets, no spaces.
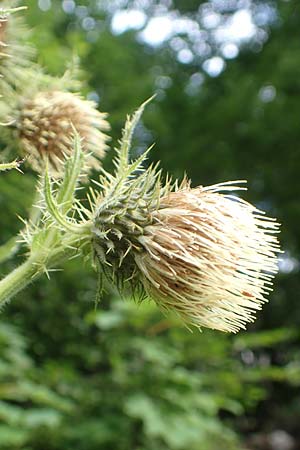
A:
0,234,89,307
0,257,41,307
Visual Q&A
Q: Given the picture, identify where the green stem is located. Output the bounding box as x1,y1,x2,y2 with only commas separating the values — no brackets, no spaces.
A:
0,234,88,307
0,257,40,306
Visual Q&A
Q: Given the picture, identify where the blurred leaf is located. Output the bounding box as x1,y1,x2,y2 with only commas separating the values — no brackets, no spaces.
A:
234,328,299,350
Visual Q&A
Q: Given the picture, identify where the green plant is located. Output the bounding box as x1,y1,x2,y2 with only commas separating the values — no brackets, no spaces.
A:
0,4,281,334
0,3,297,449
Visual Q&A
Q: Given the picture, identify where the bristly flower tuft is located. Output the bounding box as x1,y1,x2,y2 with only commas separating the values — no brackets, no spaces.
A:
134,182,280,333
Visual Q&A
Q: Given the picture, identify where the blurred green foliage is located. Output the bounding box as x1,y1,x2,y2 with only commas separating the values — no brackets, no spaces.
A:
0,0,300,448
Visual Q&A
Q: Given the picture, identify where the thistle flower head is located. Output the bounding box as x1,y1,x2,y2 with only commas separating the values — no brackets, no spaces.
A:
16,90,109,176
91,102,280,333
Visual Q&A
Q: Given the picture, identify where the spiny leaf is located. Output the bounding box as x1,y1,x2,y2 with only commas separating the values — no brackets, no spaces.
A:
56,130,85,213
115,97,154,176
44,161,87,234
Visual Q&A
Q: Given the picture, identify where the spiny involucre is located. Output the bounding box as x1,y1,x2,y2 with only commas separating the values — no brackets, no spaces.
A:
16,90,110,176
91,103,281,333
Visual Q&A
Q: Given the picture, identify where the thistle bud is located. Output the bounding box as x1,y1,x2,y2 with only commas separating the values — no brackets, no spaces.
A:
17,90,109,175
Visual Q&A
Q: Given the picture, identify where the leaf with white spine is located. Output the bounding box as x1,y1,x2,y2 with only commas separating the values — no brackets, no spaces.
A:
44,166,85,234
56,129,85,213
115,96,154,177
43,135,89,235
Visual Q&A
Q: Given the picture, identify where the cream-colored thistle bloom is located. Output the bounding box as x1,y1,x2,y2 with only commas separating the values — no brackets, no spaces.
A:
93,178,280,333
91,103,280,333
134,182,280,333
17,90,109,175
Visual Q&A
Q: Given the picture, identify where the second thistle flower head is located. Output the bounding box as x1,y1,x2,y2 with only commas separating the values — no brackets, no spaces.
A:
91,102,281,333
16,90,109,176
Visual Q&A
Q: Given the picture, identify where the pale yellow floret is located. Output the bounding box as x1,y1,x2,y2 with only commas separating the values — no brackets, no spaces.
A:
134,182,280,333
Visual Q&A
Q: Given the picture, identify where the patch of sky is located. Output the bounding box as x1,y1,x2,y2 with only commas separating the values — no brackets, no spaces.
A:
111,9,147,34
214,9,256,43
177,48,194,64
58,0,278,78
221,42,239,59
203,56,225,77
62,0,76,14
259,85,276,103
138,15,174,46
155,75,172,90
185,73,205,96
38,0,52,12
87,91,100,104
278,254,299,274
75,5,88,18
82,17,96,31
